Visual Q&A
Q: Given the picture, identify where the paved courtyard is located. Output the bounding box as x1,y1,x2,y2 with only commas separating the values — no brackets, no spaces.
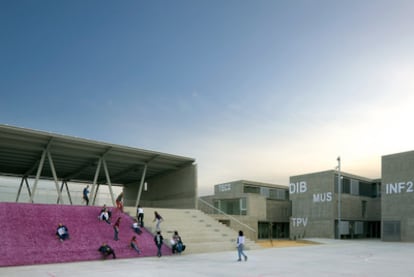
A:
1,239,414,277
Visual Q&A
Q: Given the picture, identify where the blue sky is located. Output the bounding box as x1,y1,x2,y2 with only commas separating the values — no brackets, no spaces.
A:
1,0,414,195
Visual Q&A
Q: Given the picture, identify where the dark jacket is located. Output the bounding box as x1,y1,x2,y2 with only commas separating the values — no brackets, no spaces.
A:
154,234,164,246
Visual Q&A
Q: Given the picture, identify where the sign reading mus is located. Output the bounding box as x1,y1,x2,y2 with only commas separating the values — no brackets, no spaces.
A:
313,192,332,202
385,181,414,194
289,181,307,194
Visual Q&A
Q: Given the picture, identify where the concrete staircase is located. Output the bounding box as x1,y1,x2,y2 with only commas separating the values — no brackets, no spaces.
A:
124,207,262,254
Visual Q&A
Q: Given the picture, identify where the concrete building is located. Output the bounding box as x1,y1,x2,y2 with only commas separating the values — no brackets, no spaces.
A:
200,180,290,241
381,150,414,242
289,170,381,240
288,150,414,242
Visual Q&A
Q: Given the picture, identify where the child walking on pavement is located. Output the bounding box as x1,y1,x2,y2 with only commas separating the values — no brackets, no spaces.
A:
236,230,248,262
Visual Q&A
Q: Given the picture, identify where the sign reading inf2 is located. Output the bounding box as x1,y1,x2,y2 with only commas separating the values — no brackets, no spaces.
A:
385,181,414,194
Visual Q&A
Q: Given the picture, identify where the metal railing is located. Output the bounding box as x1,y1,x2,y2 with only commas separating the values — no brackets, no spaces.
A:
197,197,256,241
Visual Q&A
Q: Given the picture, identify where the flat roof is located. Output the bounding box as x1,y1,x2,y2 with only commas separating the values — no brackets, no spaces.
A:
290,169,379,182
0,124,195,186
216,179,288,189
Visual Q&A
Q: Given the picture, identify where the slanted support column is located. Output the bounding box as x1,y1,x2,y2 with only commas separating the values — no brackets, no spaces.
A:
16,178,24,202
91,158,103,206
58,181,72,205
102,159,115,206
135,163,148,207
47,151,64,204
93,184,100,205
65,181,72,204
16,176,32,202
30,149,47,203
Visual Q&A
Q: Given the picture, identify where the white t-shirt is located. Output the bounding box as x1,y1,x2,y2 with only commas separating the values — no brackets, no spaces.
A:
57,227,66,236
100,212,109,220
237,236,245,246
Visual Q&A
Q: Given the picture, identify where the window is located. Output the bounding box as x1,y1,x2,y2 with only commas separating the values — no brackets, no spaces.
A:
336,176,381,198
244,185,260,194
350,179,359,195
258,222,270,239
213,200,222,214
260,187,270,197
217,183,232,192
354,221,364,235
245,184,287,200
359,181,374,197
335,175,349,193
269,188,287,200
342,177,350,193
215,198,247,216
373,182,381,198
240,198,247,215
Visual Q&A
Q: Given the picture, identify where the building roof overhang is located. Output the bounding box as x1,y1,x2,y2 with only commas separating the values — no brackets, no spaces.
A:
0,124,195,186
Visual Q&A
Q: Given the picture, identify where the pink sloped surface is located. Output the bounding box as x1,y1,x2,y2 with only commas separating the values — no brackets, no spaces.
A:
0,202,171,267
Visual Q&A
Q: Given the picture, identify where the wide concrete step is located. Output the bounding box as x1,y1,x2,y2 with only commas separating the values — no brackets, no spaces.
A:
124,206,261,254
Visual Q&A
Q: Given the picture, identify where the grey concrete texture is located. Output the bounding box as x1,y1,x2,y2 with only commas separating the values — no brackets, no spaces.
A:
1,239,414,277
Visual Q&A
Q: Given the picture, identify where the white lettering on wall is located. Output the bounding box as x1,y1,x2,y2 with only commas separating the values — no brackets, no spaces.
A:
289,181,307,194
313,192,332,202
385,181,414,194
218,183,231,192
291,217,308,227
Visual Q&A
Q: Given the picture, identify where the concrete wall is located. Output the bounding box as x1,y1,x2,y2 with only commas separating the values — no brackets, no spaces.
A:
341,195,381,221
290,170,381,240
382,150,414,241
290,171,336,239
247,193,267,219
266,199,290,222
214,181,244,195
124,164,197,209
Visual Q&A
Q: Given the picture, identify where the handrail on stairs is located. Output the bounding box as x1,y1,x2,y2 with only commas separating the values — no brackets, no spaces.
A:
197,197,256,234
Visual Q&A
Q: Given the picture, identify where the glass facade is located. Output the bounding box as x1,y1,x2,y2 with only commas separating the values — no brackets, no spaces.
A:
244,184,288,200
214,198,247,215
258,222,289,239
335,175,381,198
